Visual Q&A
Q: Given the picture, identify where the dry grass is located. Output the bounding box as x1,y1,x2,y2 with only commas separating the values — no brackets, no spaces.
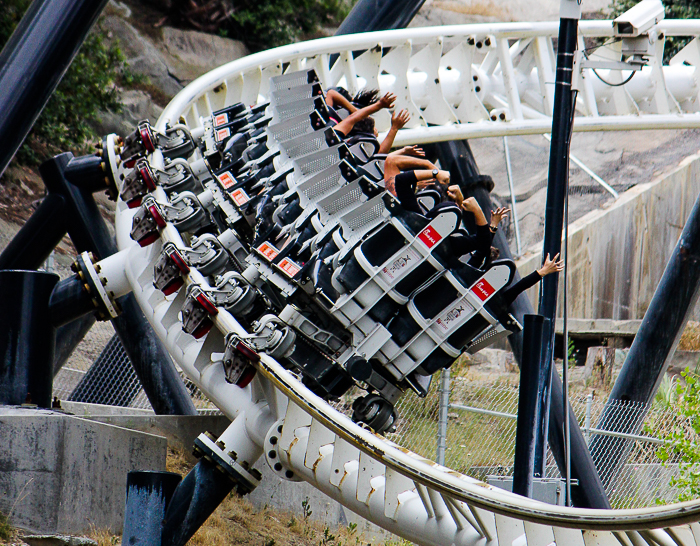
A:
166,447,385,546
81,447,390,546
679,321,700,352
89,528,121,546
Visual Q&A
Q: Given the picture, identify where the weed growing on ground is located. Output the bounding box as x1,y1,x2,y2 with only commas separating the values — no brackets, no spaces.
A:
0,511,15,542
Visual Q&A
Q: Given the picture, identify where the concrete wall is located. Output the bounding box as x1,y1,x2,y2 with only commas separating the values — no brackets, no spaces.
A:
0,407,166,534
55,404,391,540
516,152,700,320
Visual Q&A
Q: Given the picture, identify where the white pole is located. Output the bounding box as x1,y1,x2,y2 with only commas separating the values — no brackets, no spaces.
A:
503,136,522,257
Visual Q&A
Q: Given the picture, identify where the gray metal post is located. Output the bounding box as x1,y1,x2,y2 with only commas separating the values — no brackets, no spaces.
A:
585,394,592,445
513,315,548,498
436,369,451,465
0,270,59,408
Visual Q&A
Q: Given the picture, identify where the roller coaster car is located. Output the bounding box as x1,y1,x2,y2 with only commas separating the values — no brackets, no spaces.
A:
116,69,522,434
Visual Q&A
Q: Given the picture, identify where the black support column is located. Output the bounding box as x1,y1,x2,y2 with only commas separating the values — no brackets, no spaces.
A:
0,0,110,177
591,190,700,488
37,153,197,416
0,271,59,408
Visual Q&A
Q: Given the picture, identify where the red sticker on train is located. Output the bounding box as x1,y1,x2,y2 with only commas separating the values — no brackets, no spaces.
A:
471,279,496,301
257,242,279,261
215,128,230,141
218,171,235,189
279,258,301,278
417,226,442,249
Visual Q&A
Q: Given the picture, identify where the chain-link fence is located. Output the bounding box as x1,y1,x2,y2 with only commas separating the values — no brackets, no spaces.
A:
0,132,690,512
374,372,685,509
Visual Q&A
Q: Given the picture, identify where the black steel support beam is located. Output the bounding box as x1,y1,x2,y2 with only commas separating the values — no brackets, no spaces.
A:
0,193,67,270
53,315,97,376
49,274,97,327
37,153,197,415
591,190,700,488
0,0,110,178
534,17,579,477
335,0,427,35
161,459,236,546
513,315,548,498
0,270,59,408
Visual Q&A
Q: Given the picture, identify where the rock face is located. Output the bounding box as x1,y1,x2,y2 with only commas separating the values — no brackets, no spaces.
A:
410,0,611,28
104,15,183,98
97,7,248,132
92,89,163,138
159,26,249,85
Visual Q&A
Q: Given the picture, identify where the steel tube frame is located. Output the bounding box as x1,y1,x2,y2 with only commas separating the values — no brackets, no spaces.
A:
513,315,548,498
0,0,110,178
41,153,197,415
535,16,578,475
0,151,196,415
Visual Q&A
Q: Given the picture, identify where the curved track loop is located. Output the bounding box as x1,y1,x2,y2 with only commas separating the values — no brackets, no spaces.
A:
114,20,700,546
156,20,700,142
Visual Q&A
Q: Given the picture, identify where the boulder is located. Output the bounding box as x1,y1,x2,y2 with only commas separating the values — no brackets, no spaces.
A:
159,27,248,85
91,89,164,137
102,15,183,98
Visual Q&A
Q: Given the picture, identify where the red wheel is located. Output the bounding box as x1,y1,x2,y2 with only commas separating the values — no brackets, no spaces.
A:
140,125,156,153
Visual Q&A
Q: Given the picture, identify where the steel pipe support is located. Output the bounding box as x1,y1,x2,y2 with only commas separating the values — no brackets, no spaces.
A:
591,187,700,488
0,0,109,177
0,270,59,408
122,470,182,546
161,415,264,546
513,315,548,498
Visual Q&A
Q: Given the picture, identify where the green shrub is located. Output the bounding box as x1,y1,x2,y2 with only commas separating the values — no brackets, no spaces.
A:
171,0,355,51
0,511,14,541
228,0,354,50
0,0,126,164
654,368,700,502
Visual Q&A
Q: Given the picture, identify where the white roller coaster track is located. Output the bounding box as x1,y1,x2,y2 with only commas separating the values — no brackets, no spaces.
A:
158,20,700,143
107,19,700,546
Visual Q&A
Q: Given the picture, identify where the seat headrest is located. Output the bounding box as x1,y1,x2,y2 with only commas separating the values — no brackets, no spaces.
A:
488,258,517,286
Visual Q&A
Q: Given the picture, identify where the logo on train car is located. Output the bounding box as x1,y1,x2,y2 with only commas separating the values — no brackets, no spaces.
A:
279,258,301,278
418,226,442,249
435,298,471,332
231,188,249,206
258,242,279,261
214,113,228,127
471,279,496,301
379,248,421,282
216,128,231,142
218,171,235,189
